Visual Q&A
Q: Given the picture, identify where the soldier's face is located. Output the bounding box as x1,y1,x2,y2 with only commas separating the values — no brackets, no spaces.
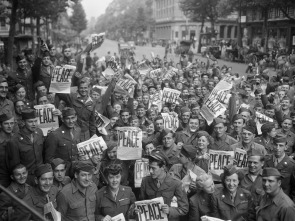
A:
53,164,66,182
182,112,190,124
107,147,117,160
189,119,199,132
12,167,28,185
147,123,155,135
63,48,71,57
24,118,38,132
42,56,51,66
49,47,56,56
78,83,89,97
263,176,281,195
38,96,49,105
62,115,77,129
121,112,130,123
203,177,215,194
155,119,164,132
0,82,8,98
282,119,292,132
233,119,244,133
107,173,121,190
224,173,239,194
37,86,47,94
248,156,264,175
149,162,164,179
145,143,155,155
242,129,255,144
110,117,118,126
148,112,156,122
137,108,145,118
162,133,175,148
18,59,27,70
1,118,14,134
273,142,287,158
75,171,93,188
214,123,226,138
36,172,54,193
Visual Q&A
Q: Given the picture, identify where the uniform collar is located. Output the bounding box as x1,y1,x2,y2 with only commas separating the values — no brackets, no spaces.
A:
77,93,93,103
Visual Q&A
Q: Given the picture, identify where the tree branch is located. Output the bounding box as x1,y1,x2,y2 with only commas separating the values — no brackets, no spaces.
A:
278,6,295,23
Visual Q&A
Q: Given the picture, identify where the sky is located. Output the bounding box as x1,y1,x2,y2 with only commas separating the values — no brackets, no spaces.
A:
81,0,113,20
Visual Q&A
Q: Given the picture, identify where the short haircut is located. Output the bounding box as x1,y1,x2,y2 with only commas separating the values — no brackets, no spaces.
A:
11,164,26,175
103,164,122,177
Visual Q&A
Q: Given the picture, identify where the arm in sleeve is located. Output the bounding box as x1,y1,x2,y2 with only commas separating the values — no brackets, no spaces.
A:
168,182,189,218
44,132,58,163
99,79,116,114
6,140,20,171
56,192,70,221
94,192,104,221
31,57,42,83
139,177,147,201
280,205,295,221
290,168,295,203
188,196,199,221
211,193,220,218
89,109,96,137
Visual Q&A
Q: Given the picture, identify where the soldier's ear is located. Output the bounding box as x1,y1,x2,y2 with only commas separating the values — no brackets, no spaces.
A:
34,177,38,185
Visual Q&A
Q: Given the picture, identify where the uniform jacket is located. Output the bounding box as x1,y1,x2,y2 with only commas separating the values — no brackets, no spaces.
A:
231,142,267,156
175,130,198,147
32,57,55,90
254,136,275,156
211,134,237,151
44,124,81,164
212,187,251,221
6,128,44,175
15,185,58,221
275,129,295,156
57,93,96,141
95,185,136,220
0,130,13,187
250,189,295,221
139,173,189,221
0,98,15,116
169,164,205,181
157,143,181,166
53,176,71,192
189,190,215,221
56,179,97,221
264,154,295,201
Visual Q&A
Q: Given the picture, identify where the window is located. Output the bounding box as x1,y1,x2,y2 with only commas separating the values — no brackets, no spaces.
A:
268,8,273,19
227,26,232,39
234,26,237,38
182,30,186,38
274,8,280,18
0,17,5,27
220,25,225,38
175,31,178,38
252,10,256,21
288,7,294,17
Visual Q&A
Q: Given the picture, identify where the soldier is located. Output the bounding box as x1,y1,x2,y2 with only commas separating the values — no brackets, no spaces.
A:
139,150,189,221
175,116,200,147
0,112,15,187
249,168,295,221
6,109,44,185
264,134,295,201
0,164,30,220
0,76,14,115
254,122,276,156
44,107,81,172
15,164,58,221
50,158,71,192
229,114,245,142
57,161,97,221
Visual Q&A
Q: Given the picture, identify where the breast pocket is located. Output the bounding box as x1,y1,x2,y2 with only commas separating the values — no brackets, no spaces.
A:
19,145,32,160
88,195,96,212
119,198,130,207
69,201,85,215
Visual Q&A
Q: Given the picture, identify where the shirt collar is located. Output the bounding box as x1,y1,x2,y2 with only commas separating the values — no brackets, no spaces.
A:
77,93,93,103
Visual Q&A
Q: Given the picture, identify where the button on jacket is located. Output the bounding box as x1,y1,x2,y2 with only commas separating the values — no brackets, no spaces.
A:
139,173,189,221
6,128,44,176
95,185,136,221
44,125,81,165
56,179,97,221
212,187,252,221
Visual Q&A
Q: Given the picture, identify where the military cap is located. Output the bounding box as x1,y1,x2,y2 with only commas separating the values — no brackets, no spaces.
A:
14,84,25,93
137,103,145,109
243,125,256,134
42,51,50,58
196,130,210,139
290,111,295,117
16,54,26,63
22,109,37,120
92,87,101,94
50,158,66,170
62,107,76,117
35,164,52,177
261,122,275,134
148,150,169,166
34,81,45,90
181,145,198,160
190,103,200,109
238,107,251,114
254,88,263,95
213,118,225,126
106,141,118,151
110,112,119,119
0,75,7,83
265,104,275,110
74,161,94,172
120,108,131,114
0,112,14,123
146,109,156,116
148,85,156,90
262,167,283,178
130,115,138,120
273,133,287,144
232,114,243,122
254,102,263,108
222,164,242,178
160,129,174,140
24,48,33,56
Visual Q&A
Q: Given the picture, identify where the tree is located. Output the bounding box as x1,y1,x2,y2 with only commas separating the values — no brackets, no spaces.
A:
69,2,87,35
7,0,18,67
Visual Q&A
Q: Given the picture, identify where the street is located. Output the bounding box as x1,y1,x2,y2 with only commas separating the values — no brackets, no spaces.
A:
93,39,276,78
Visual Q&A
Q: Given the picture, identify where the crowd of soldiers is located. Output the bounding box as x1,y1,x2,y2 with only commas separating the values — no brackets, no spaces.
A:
0,40,295,221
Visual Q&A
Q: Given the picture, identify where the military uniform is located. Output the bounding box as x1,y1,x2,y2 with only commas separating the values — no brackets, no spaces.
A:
230,141,267,156
15,185,58,221
57,93,96,141
189,190,215,221
275,129,295,155
250,189,295,221
44,125,81,166
157,143,181,166
211,134,237,151
56,180,97,221
254,136,275,156
53,176,71,192
0,98,14,115
139,173,189,221
212,187,252,221
6,128,44,185
0,130,13,187
95,185,136,220
0,181,30,220
175,130,198,146
264,155,295,201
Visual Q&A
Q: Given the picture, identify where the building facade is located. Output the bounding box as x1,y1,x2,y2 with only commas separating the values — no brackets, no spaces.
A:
241,6,295,52
152,0,238,44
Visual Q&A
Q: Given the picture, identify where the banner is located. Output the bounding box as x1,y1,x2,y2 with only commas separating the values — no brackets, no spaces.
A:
117,127,142,160
209,150,234,176
149,68,162,79
162,88,181,104
95,111,110,135
201,216,225,221
135,197,168,221
200,80,232,125
182,169,198,193
162,68,176,81
234,148,248,169
93,85,108,96
111,213,125,221
49,65,76,94
134,159,150,188
77,135,107,160
91,32,105,51
138,61,151,78
149,91,162,112
44,202,61,221
102,67,116,80
34,104,59,136
256,111,273,123
116,74,137,92
161,113,179,132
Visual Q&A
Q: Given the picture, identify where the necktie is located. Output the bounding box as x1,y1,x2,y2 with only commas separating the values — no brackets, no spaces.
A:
30,134,34,143
114,193,117,200
230,194,234,203
70,130,74,140
157,180,161,188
